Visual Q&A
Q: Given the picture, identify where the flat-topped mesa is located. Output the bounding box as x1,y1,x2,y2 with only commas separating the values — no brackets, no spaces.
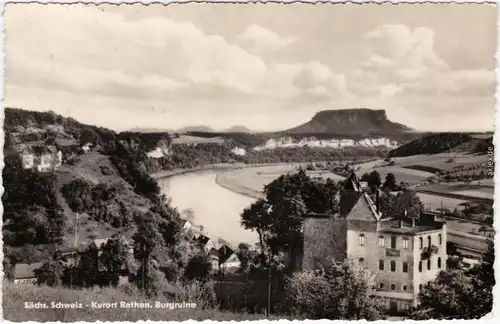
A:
284,108,412,135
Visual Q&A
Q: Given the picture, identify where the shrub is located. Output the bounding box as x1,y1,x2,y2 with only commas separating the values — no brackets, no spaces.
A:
287,260,386,320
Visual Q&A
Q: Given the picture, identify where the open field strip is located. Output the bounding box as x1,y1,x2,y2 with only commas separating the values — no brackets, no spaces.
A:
451,190,494,200
417,193,470,211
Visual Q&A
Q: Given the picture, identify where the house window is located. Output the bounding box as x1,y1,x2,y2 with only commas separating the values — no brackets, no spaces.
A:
402,262,408,273
418,261,422,272
358,234,365,246
378,236,385,247
427,259,431,270
391,236,397,249
379,283,384,289
402,238,409,249
419,284,423,290
391,284,396,291
379,260,384,270
419,237,423,249
427,235,432,247
402,284,407,291
438,257,442,269
402,303,410,310
439,234,442,245
390,261,396,272
359,258,364,265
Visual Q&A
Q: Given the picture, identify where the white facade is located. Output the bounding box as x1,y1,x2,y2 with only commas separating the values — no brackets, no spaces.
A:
220,253,241,270
22,153,34,169
14,278,37,284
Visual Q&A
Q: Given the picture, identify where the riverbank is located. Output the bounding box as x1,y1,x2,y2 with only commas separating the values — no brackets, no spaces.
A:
150,163,245,180
215,171,264,200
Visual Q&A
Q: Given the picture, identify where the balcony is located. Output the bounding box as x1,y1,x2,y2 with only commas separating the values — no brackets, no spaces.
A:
386,248,401,257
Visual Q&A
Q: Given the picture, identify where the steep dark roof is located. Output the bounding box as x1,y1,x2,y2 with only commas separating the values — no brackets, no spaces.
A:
195,235,211,245
346,192,381,222
32,145,58,155
218,244,236,263
208,248,222,259
14,262,44,279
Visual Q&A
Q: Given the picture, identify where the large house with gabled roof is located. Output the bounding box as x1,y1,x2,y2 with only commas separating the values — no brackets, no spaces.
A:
301,172,447,314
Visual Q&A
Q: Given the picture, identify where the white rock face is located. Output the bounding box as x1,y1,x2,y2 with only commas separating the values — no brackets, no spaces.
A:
146,146,172,158
252,137,399,151
231,147,247,156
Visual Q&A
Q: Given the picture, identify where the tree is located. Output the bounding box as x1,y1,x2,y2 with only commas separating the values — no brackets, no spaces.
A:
380,190,423,219
80,127,101,146
383,173,397,190
236,243,252,272
241,198,272,256
367,171,382,191
99,235,131,287
287,259,386,320
184,254,212,282
132,214,165,291
34,259,65,287
241,169,339,266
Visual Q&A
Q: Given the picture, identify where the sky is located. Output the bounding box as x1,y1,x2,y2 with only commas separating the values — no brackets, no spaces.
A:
4,3,496,132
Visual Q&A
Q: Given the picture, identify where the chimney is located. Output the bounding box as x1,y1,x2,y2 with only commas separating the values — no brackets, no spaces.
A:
399,220,403,228
376,190,380,214
412,218,416,227
403,210,408,219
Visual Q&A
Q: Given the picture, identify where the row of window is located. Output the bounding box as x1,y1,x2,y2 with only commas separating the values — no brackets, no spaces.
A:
419,234,443,249
358,257,442,272
358,233,443,249
378,260,408,272
418,257,442,271
379,283,409,292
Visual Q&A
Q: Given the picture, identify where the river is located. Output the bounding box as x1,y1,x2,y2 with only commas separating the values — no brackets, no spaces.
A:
157,171,259,246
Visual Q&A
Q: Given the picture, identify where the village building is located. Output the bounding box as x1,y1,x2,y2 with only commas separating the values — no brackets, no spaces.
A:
13,262,43,284
194,234,216,252
180,219,192,232
208,248,223,272
21,145,62,172
301,172,447,314
218,244,241,273
81,142,94,153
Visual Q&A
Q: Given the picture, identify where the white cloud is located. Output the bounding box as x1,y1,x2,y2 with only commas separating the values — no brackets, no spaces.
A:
4,6,494,132
237,24,296,54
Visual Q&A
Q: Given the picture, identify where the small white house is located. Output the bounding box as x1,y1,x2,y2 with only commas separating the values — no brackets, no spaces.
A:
81,143,94,153
220,253,241,272
13,262,43,284
218,244,241,273
181,220,192,232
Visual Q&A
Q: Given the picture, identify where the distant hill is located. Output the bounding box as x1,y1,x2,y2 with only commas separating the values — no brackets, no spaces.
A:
128,127,175,133
388,133,474,157
283,109,412,136
177,125,216,133
223,125,253,133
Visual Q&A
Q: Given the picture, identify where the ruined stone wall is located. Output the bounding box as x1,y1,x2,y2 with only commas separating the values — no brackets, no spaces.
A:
302,218,347,270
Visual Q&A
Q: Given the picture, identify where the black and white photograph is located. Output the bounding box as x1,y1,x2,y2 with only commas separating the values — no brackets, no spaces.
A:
2,1,496,321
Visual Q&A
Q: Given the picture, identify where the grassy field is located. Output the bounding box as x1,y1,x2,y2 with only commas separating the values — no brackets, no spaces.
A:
217,164,344,194
417,183,494,201
417,193,469,211
171,135,226,145
389,153,489,171
3,283,282,322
